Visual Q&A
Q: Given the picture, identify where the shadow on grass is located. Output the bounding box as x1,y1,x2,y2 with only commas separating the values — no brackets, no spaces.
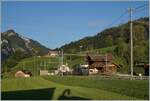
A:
58,89,91,100
1,88,55,100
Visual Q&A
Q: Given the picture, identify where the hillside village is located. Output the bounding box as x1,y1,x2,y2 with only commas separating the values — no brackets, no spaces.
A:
1,1,149,100
6,48,148,79
1,17,149,79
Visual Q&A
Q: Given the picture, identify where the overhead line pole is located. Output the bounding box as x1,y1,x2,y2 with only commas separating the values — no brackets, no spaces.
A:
61,49,64,65
129,7,133,80
105,53,107,72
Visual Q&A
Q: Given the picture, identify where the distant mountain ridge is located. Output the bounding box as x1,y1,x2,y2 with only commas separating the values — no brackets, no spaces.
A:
1,29,50,61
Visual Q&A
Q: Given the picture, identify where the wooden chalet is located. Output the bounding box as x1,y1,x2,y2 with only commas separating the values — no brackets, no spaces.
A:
86,53,118,74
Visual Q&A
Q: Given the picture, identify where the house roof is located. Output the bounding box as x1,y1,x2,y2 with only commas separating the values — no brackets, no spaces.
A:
22,70,32,76
48,51,59,54
86,53,113,62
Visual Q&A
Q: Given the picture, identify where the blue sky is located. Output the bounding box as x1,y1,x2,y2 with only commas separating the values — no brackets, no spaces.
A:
2,1,149,49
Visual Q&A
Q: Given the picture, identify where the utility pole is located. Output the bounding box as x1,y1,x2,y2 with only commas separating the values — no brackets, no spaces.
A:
61,49,64,65
105,53,107,72
22,62,24,70
23,62,25,70
34,56,35,75
105,53,107,66
129,7,133,80
79,46,83,54
61,49,64,76
44,61,46,70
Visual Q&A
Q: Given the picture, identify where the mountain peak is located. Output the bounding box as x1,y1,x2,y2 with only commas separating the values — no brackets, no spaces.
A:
6,29,15,33
2,29,17,37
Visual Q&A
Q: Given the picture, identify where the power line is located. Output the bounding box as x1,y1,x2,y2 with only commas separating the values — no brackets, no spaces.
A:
106,3,148,28
118,14,129,26
106,10,128,28
134,6,149,13
135,3,149,10
133,6,149,21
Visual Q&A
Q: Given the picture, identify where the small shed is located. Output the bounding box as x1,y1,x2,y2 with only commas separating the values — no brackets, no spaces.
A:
15,70,32,77
40,70,49,76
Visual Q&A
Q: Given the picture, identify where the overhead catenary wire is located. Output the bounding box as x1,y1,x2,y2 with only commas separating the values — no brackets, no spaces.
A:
105,3,148,29
118,14,129,26
61,3,148,57
134,3,149,10
133,3,149,14
60,4,149,54
106,10,128,28
134,6,149,14
133,6,149,21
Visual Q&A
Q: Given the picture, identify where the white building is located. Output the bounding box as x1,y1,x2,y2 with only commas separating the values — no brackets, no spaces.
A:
47,51,59,57
40,70,49,76
56,63,72,76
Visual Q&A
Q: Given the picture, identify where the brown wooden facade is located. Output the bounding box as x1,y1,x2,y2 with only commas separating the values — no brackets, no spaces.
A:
86,53,118,74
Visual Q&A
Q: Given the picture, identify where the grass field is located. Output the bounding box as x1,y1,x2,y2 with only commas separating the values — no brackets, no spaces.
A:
1,76,149,100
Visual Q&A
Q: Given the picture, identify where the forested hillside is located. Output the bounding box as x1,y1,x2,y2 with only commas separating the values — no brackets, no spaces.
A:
60,17,148,52
59,17,149,73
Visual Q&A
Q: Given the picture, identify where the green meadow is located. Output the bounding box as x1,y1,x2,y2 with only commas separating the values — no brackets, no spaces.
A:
1,76,149,100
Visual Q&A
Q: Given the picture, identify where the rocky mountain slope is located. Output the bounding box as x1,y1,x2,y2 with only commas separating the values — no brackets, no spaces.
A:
1,29,50,61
